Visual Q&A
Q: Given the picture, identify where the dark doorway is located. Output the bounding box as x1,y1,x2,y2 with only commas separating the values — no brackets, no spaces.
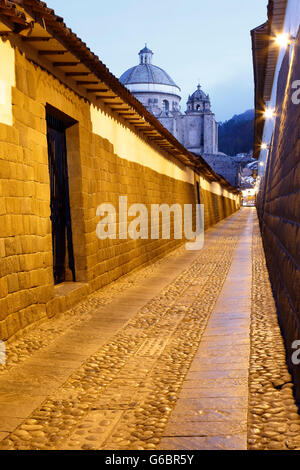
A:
196,181,201,205
196,181,203,231
46,112,76,285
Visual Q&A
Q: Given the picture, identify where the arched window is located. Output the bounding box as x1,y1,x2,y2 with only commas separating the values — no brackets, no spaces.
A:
162,100,169,112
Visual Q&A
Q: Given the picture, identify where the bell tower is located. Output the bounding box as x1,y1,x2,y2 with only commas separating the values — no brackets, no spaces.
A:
184,84,218,156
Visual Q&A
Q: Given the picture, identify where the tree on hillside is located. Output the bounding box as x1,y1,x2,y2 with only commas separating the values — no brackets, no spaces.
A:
218,109,254,156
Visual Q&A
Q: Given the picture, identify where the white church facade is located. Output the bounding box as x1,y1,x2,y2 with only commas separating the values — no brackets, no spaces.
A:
120,46,219,157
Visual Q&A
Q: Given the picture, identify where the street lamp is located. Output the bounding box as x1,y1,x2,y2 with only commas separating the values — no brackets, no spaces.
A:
261,143,270,150
263,108,275,119
274,33,295,48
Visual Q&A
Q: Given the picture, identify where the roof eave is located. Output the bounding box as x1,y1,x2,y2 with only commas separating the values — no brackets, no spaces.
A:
251,0,288,158
3,0,239,194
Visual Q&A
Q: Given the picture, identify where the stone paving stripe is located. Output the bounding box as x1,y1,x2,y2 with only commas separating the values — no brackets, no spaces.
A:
161,420,247,436
158,435,247,450
161,209,253,450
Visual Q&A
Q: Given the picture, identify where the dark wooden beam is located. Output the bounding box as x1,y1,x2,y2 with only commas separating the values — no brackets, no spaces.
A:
0,14,26,25
76,81,99,85
0,7,22,18
87,88,110,93
0,9,26,26
65,72,90,77
22,36,52,41
53,62,80,67
39,50,67,55
96,95,118,100
111,107,132,112
103,99,123,103
0,14,14,31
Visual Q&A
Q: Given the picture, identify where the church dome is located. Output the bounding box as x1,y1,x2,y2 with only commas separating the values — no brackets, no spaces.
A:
120,46,181,97
120,64,178,87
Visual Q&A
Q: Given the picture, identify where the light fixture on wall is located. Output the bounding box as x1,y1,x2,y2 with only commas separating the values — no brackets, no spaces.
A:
259,161,265,167
261,143,270,150
274,33,295,48
263,108,275,119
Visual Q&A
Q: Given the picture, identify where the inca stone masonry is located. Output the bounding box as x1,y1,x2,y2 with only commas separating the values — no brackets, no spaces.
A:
0,0,240,340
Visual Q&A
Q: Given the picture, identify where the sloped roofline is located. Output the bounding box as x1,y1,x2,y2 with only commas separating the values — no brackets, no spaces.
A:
251,0,288,158
0,0,239,193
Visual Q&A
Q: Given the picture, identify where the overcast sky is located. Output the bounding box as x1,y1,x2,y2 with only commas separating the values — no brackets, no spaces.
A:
46,0,268,122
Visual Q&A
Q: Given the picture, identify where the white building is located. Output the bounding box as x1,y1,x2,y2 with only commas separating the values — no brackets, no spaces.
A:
120,46,219,157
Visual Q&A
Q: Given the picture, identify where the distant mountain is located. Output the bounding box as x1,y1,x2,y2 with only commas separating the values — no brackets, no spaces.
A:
218,109,254,156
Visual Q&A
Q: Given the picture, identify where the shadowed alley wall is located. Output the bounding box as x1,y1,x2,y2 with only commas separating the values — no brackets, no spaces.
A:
256,29,300,400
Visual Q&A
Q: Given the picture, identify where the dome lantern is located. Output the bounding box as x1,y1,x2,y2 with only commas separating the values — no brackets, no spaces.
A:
139,44,153,65
119,46,181,99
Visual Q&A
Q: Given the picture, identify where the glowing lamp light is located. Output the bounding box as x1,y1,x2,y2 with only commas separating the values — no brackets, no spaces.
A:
263,108,275,119
275,33,293,48
261,143,268,150
259,161,265,167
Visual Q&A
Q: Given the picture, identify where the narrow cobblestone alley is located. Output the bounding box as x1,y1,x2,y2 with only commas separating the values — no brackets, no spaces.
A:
0,208,298,451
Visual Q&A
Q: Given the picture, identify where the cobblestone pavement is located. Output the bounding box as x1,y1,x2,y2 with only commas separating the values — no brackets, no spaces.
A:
0,243,190,376
0,208,298,450
248,218,300,451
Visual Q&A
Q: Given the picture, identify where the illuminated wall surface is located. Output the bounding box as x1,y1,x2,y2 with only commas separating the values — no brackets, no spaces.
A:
91,104,194,185
0,35,239,341
256,0,300,400
0,40,15,126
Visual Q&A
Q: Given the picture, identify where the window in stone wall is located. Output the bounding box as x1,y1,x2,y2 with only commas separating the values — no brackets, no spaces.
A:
163,100,169,112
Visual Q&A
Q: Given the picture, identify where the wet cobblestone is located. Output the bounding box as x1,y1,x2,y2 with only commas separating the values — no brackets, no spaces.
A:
248,219,300,450
1,210,297,450
0,245,187,375
0,217,240,450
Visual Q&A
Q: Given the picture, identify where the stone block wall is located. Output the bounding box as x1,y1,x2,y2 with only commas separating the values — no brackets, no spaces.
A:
0,42,239,341
257,31,300,400
201,188,237,228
